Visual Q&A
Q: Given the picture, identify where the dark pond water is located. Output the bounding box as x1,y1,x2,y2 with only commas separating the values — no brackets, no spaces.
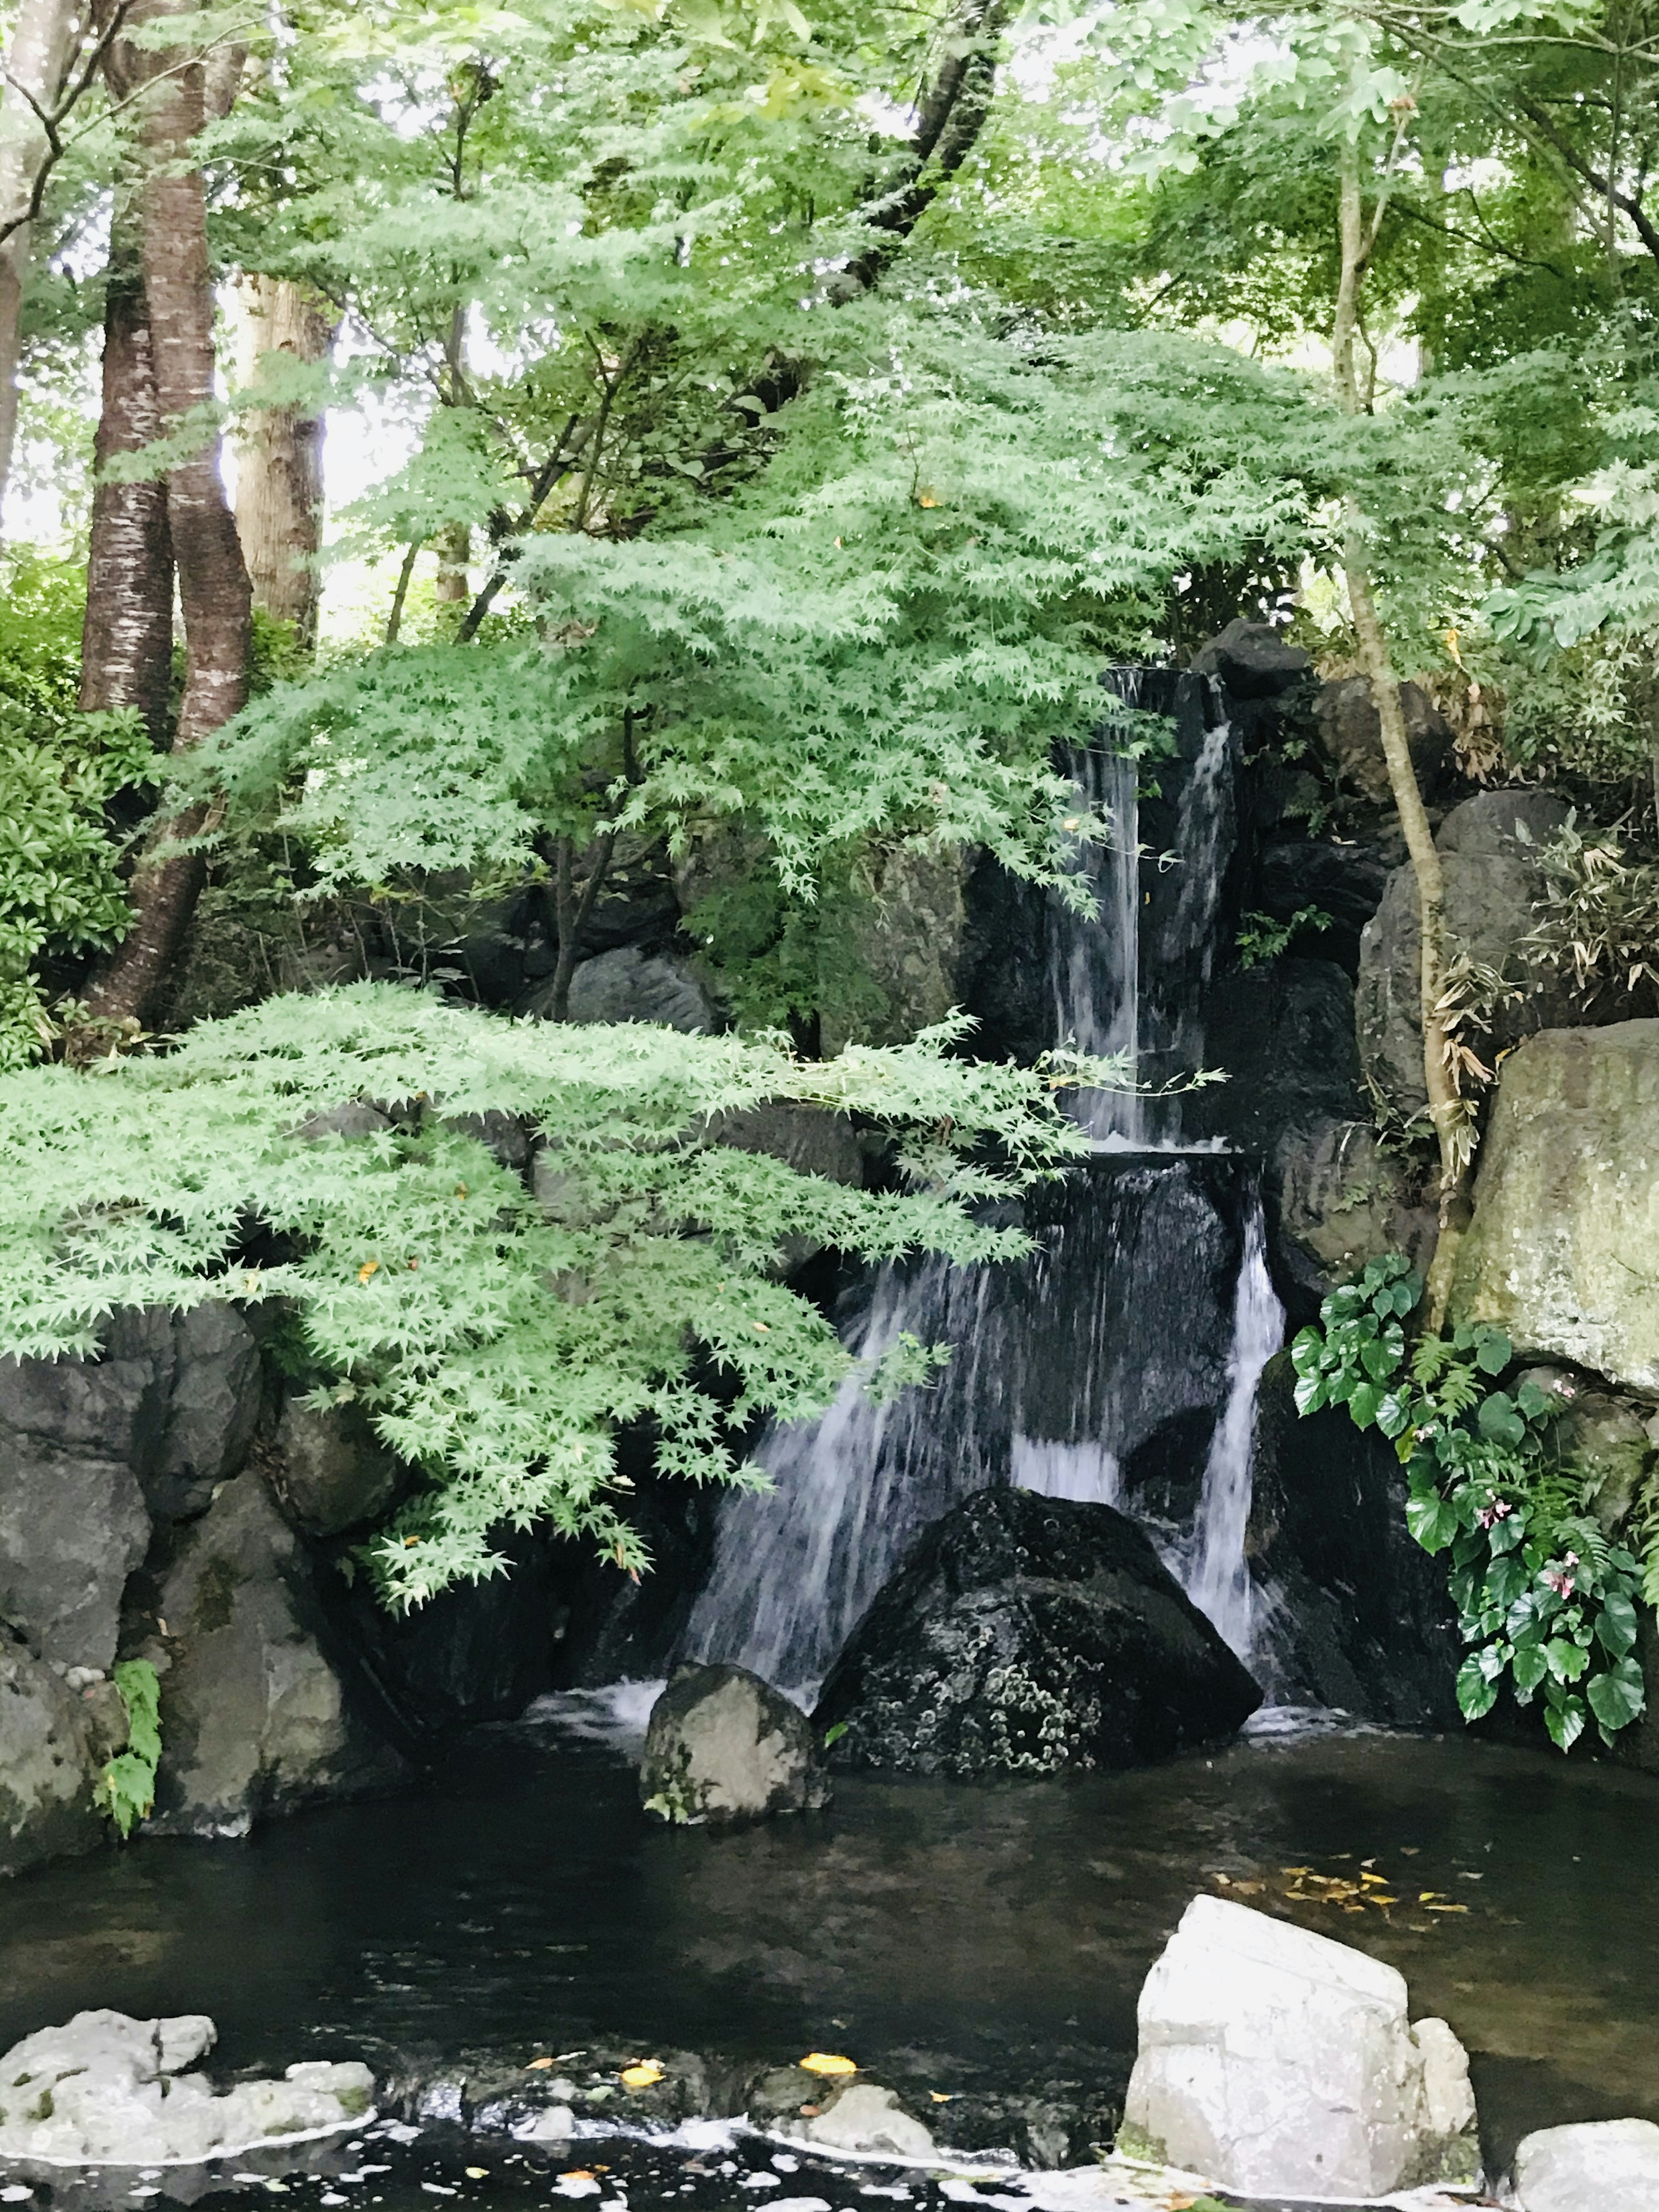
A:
4,1716,1659,2206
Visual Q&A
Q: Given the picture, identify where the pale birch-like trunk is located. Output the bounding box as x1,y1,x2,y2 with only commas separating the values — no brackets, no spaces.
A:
1333,140,1469,1321
0,0,79,515
234,274,335,645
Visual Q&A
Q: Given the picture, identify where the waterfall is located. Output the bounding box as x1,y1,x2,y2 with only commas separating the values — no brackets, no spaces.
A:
1172,1198,1284,1660
1045,741,1141,1144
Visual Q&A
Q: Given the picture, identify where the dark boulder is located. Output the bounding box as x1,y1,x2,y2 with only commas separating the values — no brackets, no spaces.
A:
1254,839,1390,976
1248,1350,1462,1724
1316,677,1454,809
814,1487,1262,1775
1191,620,1311,701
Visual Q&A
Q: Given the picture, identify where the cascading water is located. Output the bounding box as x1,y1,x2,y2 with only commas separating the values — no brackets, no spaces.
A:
683,665,1280,1700
1171,1199,1284,1660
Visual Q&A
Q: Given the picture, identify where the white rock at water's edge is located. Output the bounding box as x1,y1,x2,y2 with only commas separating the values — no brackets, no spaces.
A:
1122,1895,1478,2199
0,2011,375,2166
794,2086,935,2161
1513,2117,1659,2211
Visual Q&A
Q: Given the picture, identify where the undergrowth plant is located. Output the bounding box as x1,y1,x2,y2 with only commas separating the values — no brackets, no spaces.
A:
1293,1254,1646,1751
93,1660,162,1837
0,982,1123,1611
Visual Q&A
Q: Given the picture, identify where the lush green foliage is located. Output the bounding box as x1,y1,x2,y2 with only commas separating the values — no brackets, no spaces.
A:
0,556,153,1069
94,1660,162,1839
0,982,1122,1608
1294,1255,1646,1751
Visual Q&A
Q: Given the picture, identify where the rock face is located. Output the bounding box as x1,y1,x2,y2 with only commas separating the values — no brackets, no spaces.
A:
640,1663,829,1824
820,844,973,1053
812,1488,1262,1775
0,1636,103,1877
1452,1023,1659,1391
1122,1894,1478,2199
139,1304,265,1522
553,945,718,1031
1247,1350,1462,1724
270,1398,400,1538
0,2010,374,2163
1513,2117,1659,2212
1357,788,1578,1116
1317,675,1454,808
1191,618,1311,700
143,1473,400,1833
0,1351,155,1668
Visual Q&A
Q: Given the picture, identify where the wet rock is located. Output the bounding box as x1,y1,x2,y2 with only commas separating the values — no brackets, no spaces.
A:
141,1304,264,1522
1253,839,1389,975
143,1473,400,1834
1451,1022,1659,1391
1513,2117,1659,2211
1514,1370,1654,1531
796,2084,934,2159
442,1109,532,1173
298,1100,395,1140
1122,1894,1478,2199
1357,789,1582,1118
641,1663,828,1824
0,1635,103,1877
1272,1117,1435,1305
708,1102,864,1187
270,1398,400,1538
541,945,719,1032
0,2010,373,2162
820,844,973,1053
1191,619,1311,701
1316,675,1453,809
0,1352,153,1669
813,1488,1262,1776
1247,1349,1462,1725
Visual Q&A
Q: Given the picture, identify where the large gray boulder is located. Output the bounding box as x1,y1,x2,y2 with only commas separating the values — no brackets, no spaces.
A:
0,1354,153,1669
813,1488,1262,1775
1513,2117,1659,2211
1452,1022,1659,1391
640,1663,828,1824
0,1637,103,1877
140,1304,264,1521
1357,788,1578,1116
143,1472,400,1834
0,2010,374,2163
270,1397,400,1538
1122,1894,1478,2199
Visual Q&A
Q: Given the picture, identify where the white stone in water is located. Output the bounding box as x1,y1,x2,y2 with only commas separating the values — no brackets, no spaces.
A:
0,2011,374,2166
1513,2118,1659,2212
1121,1895,1478,2199
801,2085,935,2161
512,2107,575,2144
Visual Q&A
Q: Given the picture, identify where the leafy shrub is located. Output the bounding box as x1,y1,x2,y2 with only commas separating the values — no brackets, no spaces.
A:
0,982,1121,1609
1522,814,1659,1011
94,1659,162,1837
1293,1254,1646,1751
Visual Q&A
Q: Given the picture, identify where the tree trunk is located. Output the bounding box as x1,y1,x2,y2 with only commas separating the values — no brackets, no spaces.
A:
0,0,79,515
1332,141,1469,1322
434,517,470,604
86,0,252,1029
234,274,335,646
79,198,174,742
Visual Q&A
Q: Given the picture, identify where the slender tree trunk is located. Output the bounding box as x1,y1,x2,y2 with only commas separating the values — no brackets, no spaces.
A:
234,273,335,645
79,197,173,740
86,0,251,1027
0,0,79,514
1333,140,1468,1320
434,517,470,605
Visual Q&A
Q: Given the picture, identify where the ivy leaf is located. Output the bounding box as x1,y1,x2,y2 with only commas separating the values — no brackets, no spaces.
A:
1406,1491,1459,1553
1347,1379,1384,1428
1510,1640,1548,1698
1456,1655,1500,1720
1477,1392,1526,1448
1586,1661,1646,1734
1543,1693,1586,1753
1516,1378,1555,1422
1545,1636,1589,1683
1294,1371,1329,1416
1595,1589,1639,1657
1474,1328,1513,1376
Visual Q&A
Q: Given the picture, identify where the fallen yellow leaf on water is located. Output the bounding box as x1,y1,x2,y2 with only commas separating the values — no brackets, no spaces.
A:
620,2061,664,2088
561,2174,595,2183
466,2170,489,2180
800,2053,858,2077
1281,1866,1312,1876
1425,1903,1468,1913
929,2093,954,2104
527,2056,554,2069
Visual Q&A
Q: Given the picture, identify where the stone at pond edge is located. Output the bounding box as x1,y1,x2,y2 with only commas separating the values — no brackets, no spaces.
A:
0,2010,374,2164
139,1471,403,1834
1513,2117,1659,2211
1122,1894,1478,2200
640,1663,829,1824
0,1636,103,1877
790,2084,935,2160
1452,1021,1659,1392
812,1487,1262,1776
